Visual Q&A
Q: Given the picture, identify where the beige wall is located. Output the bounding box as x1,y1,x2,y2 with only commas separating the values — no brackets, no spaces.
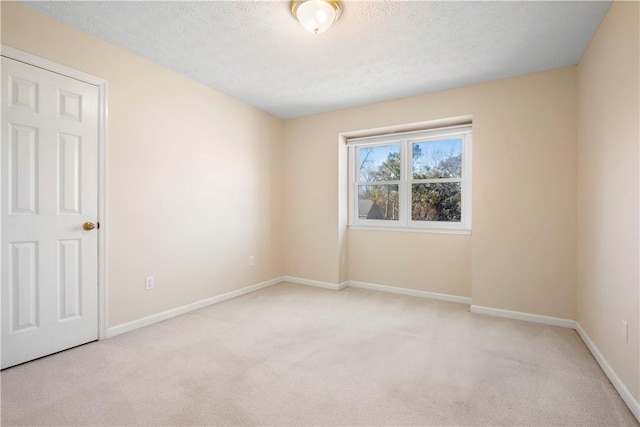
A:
470,70,577,317
576,1,640,401
349,231,471,297
285,68,577,316
1,2,285,327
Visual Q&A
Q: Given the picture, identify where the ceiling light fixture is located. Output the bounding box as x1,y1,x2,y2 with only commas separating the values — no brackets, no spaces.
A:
291,0,342,34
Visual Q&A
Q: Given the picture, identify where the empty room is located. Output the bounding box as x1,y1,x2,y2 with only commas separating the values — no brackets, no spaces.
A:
1,0,639,425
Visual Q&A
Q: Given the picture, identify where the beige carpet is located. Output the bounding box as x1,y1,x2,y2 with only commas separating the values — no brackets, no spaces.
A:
1,282,637,426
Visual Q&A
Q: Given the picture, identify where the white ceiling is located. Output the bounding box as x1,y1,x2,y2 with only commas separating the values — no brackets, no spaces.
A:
24,1,611,119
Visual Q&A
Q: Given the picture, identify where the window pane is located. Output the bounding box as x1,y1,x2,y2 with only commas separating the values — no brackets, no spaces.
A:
412,183,461,222
358,144,401,182
412,139,462,179
358,185,399,220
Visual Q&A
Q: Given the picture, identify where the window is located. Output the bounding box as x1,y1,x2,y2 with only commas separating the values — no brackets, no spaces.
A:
348,125,472,233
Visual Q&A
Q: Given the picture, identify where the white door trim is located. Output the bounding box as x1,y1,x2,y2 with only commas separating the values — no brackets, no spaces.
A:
1,45,109,340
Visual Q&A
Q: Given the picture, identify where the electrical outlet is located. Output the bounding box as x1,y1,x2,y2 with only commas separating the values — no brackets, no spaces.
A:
342,256,346,265
621,320,628,344
145,276,155,290
249,256,255,266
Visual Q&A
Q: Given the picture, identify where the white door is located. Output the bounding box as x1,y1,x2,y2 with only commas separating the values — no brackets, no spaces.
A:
1,57,99,369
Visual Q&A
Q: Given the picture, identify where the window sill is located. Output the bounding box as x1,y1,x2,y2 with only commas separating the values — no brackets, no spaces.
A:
348,224,472,235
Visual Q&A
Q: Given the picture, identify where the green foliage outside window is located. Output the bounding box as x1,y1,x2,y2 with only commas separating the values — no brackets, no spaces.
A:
358,141,462,222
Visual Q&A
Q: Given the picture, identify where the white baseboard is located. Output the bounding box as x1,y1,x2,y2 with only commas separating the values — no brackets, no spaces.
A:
470,305,576,329
348,280,472,305
338,280,349,290
575,323,640,422
282,276,345,291
106,277,283,338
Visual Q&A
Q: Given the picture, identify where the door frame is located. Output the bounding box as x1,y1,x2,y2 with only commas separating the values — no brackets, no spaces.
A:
1,45,109,340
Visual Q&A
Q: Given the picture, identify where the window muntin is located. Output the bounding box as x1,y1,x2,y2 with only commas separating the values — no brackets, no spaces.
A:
349,126,471,233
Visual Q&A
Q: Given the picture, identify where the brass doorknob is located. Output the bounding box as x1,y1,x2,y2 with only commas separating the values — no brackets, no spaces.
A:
83,222,96,231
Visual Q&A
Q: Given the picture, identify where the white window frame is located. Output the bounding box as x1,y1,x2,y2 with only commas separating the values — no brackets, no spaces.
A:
348,125,472,234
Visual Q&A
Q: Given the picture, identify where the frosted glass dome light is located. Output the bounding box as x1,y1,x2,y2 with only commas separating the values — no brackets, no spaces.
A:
291,0,342,34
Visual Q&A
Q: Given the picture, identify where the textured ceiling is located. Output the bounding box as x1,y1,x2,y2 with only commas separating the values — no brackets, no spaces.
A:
24,1,611,119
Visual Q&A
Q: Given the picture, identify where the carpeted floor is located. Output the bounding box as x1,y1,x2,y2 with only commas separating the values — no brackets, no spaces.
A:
1,282,637,426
